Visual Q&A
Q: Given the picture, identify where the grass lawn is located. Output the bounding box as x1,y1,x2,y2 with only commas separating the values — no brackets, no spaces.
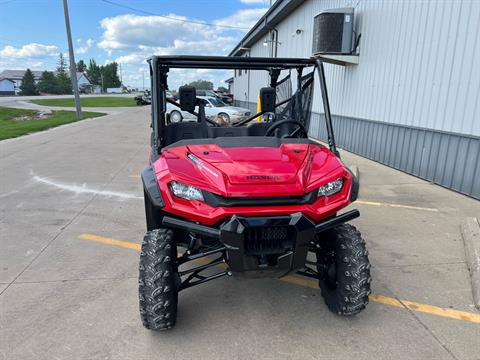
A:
0,106,105,140
30,96,136,107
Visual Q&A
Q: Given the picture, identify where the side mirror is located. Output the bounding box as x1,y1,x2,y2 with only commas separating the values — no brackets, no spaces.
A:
260,87,276,113
179,86,196,112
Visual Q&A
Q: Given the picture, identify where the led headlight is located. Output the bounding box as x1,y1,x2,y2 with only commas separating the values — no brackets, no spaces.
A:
170,181,204,201
318,178,344,197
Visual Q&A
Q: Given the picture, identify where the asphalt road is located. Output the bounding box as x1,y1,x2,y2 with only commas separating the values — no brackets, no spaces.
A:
1,107,479,360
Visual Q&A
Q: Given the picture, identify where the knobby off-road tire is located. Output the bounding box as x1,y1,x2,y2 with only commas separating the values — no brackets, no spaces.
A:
316,224,371,316
139,229,180,330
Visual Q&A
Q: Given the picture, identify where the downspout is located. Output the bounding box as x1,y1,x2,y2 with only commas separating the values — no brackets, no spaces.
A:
272,28,279,57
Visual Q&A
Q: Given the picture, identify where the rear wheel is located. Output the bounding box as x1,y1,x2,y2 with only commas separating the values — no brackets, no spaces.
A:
315,224,371,315
139,229,180,330
170,110,183,123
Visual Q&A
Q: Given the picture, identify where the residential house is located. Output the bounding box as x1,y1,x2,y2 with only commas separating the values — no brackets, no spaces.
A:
0,69,96,94
0,78,15,95
0,69,43,95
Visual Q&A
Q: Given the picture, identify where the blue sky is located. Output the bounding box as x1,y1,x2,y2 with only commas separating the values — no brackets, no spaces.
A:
0,0,270,88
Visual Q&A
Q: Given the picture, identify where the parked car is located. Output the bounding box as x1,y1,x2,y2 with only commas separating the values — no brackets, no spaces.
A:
134,90,151,105
167,96,251,124
136,90,176,106
213,90,234,104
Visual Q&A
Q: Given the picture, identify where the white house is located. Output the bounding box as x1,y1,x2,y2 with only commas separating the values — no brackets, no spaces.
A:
0,69,95,94
0,69,43,95
76,72,96,94
0,78,15,95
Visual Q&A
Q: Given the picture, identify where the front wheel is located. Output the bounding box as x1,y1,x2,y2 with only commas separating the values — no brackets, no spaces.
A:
315,224,371,316
218,112,230,123
139,229,180,330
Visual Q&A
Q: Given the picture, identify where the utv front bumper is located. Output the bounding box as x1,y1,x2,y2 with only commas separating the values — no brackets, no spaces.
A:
163,209,359,277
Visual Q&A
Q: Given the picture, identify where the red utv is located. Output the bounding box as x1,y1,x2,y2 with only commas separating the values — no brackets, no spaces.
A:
139,56,371,330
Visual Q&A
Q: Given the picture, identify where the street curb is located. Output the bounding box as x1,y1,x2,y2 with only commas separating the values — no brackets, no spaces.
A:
461,217,480,310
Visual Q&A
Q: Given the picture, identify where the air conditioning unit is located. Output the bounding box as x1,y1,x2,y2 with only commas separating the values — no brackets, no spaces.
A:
312,8,354,55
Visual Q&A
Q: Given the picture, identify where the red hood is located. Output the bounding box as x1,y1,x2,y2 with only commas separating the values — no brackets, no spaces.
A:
157,142,343,197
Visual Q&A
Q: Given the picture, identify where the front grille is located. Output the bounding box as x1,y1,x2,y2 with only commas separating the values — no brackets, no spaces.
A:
202,191,317,208
245,226,294,255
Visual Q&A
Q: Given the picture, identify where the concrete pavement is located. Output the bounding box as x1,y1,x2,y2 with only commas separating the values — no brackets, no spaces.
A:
1,107,479,360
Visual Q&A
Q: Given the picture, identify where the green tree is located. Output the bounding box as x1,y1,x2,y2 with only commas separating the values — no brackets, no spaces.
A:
217,86,228,93
37,71,59,94
19,69,38,95
56,53,72,94
188,79,213,90
86,59,102,85
86,59,102,86
76,59,87,72
101,62,122,91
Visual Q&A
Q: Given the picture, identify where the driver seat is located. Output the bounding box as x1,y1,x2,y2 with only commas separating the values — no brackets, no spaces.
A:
164,121,208,146
247,122,270,136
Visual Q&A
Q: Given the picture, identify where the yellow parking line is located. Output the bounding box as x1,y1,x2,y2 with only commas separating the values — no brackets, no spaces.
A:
79,233,141,251
356,200,439,212
79,233,480,324
128,174,141,179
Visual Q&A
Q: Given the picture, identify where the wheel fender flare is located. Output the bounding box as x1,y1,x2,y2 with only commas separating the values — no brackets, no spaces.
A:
141,166,164,208
349,169,360,202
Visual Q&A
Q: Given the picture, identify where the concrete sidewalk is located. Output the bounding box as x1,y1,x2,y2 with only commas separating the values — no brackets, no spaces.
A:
1,107,479,360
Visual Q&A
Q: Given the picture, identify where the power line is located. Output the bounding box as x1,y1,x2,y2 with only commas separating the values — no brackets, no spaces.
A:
99,0,250,30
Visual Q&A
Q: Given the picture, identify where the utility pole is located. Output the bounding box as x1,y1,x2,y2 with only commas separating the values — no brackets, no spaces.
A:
62,0,82,120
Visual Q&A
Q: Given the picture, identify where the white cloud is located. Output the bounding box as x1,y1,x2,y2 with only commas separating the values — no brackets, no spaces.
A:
98,8,267,88
97,8,268,59
0,43,58,58
214,8,268,29
76,38,94,54
115,53,148,65
98,14,225,51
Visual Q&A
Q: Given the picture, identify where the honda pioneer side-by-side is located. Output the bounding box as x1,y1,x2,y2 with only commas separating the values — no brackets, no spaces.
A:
139,56,371,330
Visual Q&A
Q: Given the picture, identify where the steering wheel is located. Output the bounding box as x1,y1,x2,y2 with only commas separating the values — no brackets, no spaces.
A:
265,119,308,138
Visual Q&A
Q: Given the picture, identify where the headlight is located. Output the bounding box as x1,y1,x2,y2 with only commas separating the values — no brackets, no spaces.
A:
169,181,204,201
318,178,343,197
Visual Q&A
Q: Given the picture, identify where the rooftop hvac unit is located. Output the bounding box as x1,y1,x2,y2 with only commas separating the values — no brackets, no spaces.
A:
312,8,354,55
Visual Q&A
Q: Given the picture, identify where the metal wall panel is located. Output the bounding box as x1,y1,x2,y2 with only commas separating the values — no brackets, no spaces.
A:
312,113,480,199
231,0,480,199
233,0,480,136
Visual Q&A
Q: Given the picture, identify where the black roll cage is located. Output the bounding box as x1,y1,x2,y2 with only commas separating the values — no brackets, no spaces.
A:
148,55,337,155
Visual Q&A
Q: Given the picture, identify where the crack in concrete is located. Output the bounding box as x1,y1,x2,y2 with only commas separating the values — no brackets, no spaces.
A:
7,276,137,285
376,261,466,268
32,174,142,200
0,146,143,297
377,277,461,360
